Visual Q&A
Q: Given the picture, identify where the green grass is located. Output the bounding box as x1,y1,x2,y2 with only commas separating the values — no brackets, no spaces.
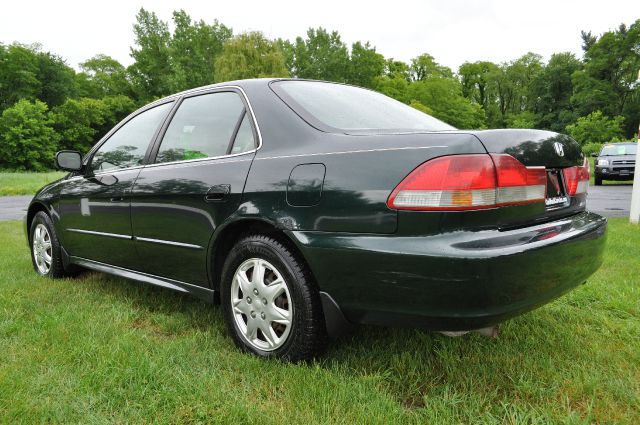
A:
0,171,66,196
0,220,638,424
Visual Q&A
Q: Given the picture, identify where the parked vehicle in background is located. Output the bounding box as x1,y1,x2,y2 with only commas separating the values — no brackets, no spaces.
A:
25,79,607,361
593,142,637,185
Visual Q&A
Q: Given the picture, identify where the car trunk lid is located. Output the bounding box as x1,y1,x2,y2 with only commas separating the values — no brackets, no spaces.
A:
470,129,588,228
468,129,583,168
387,129,590,236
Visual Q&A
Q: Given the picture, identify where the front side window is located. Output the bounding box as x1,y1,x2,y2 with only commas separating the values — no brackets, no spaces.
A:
271,80,456,133
156,92,254,164
90,102,172,173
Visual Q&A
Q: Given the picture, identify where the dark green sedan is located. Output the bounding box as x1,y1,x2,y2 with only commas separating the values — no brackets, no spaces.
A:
26,79,607,361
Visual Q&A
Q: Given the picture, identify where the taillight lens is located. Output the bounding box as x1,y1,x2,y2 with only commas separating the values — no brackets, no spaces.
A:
387,154,547,211
562,157,590,196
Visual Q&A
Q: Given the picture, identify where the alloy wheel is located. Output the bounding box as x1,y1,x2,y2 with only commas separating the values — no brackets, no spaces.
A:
33,223,52,275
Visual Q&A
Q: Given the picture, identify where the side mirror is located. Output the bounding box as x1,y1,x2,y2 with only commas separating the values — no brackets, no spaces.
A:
55,150,83,171
591,152,598,158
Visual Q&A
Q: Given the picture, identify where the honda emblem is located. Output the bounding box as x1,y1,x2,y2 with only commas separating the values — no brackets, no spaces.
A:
553,142,565,157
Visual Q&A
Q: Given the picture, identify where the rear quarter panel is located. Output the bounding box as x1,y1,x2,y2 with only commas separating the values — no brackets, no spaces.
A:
241,132,487,233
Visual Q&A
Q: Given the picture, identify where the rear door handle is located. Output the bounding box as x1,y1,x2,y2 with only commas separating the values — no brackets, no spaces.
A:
205,184,231,202
110,196,124,202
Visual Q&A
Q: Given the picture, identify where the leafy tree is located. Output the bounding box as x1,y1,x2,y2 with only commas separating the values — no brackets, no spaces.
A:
0,43,76,111
0,99,59,170
571,20,640,137
36,51,77,107
410,54,453,81
458,60,502,126
373,74,411,103
372,59,412,102
347,41,385,88
291,28,350,81
50,98,108,152
409,100,433,115
50,95,137,153
506,111,536,129
78,54,132,98
275,38,295,75
214,32,289,81
408,76,485,129
128,8,173,100
582,142,603,156
100,95,137,132
384,59,411,80
487,53,541,124
530,52,582,132
0,43,41,111
459,61,500,108
565,111,624,145
169,10,232,90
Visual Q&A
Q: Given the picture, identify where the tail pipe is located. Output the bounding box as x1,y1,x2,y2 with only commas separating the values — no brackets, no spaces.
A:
440,326,499,339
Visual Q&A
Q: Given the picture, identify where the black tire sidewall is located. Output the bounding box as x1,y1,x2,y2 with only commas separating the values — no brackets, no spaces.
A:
29,211,63,278
220,236,319,360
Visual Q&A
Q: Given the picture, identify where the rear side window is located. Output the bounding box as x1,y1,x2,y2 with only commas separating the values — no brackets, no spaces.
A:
230,114,255,154
271,80,456,133
156,92,254,163
90,102,172,173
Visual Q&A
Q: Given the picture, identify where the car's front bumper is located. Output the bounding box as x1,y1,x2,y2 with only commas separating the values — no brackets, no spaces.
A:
595,166,634,180
289,211,607,331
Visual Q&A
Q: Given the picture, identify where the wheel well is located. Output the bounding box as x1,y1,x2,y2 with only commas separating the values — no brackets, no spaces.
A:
209,219,310,296
26,202,48,234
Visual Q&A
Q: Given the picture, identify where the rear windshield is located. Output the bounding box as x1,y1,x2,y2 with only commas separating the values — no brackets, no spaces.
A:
600,144,637,156
271,80,455,133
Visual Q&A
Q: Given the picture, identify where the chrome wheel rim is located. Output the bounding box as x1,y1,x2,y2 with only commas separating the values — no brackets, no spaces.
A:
231,258,293,351
33,224,52,275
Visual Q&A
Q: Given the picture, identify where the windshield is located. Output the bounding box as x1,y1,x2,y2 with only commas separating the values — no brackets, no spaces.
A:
600,144,637,156
271,80,456,133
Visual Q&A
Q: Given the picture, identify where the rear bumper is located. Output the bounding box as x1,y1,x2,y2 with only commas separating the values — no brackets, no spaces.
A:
289,211,607,330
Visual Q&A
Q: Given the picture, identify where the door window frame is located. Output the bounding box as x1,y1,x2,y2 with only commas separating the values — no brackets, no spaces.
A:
146,86,261,169
74,85,262,179
79,98,176,177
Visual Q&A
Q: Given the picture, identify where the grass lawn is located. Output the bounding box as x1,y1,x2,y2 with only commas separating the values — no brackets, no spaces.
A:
0,171,66,196
0,219,638,424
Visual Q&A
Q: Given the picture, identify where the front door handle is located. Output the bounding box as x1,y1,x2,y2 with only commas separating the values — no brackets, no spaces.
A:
110,196,124,202
205,184,231,202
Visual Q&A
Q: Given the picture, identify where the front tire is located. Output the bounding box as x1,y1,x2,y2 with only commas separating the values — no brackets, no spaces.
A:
220,234,327,361
29,211,68,278
594,175,602,185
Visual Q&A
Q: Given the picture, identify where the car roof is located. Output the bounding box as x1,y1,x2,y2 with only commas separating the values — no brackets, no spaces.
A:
153,78,370,105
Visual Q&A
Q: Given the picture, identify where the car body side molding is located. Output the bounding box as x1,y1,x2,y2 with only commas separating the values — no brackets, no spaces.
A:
136,236,203,250
66,228,131,240
70,256,216,303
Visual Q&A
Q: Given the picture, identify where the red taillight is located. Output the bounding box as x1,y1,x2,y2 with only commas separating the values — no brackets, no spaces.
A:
387,154,547,211
562,157,590,196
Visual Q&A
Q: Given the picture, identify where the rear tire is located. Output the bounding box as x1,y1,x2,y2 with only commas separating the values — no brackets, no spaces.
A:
29,211,69,278
220,234,327,362
594,176,602,186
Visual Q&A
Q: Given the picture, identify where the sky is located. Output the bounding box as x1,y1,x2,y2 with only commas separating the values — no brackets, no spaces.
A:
1,0,638,71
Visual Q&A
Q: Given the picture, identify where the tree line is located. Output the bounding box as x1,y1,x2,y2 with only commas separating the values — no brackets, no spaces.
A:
1,9,638,170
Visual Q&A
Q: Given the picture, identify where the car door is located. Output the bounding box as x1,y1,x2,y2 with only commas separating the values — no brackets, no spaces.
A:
57,101,174,269
130,89,258,285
